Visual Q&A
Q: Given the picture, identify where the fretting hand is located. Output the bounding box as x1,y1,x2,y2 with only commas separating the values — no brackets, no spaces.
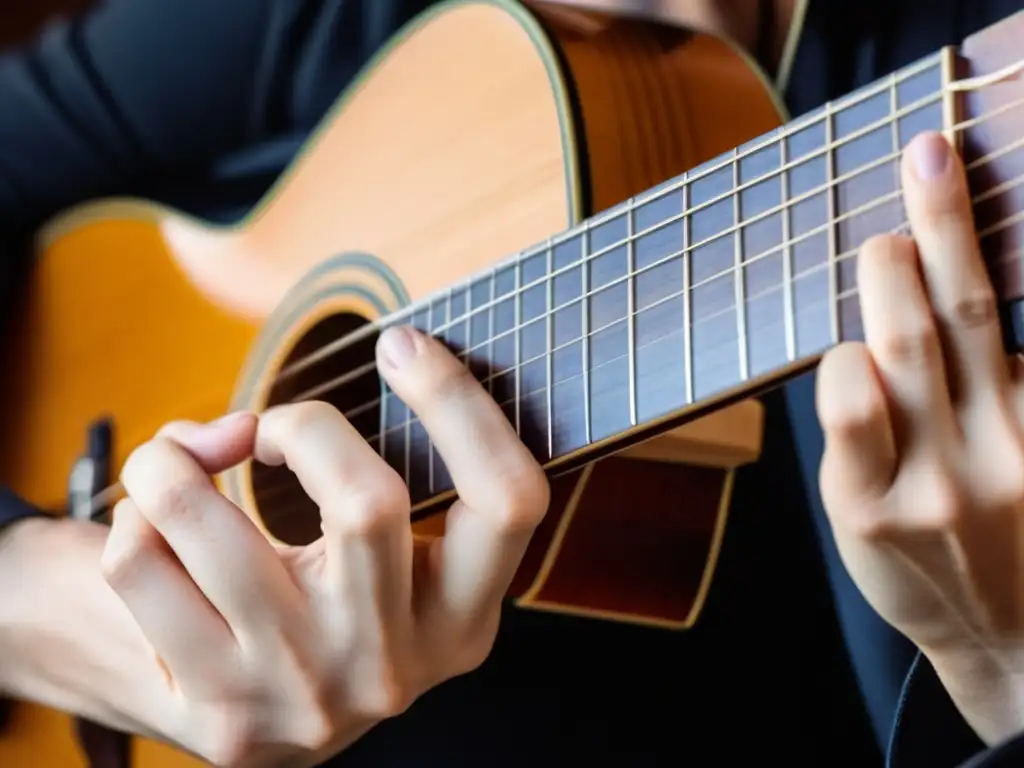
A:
99,326,550,766
817,131,1024,745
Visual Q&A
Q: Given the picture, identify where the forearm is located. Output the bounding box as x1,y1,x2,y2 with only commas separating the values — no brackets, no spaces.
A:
0,516,167,740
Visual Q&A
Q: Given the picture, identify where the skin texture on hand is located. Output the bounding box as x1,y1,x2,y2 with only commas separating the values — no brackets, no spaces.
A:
0,325,551,767
0,516,172,741
816,131,1024,746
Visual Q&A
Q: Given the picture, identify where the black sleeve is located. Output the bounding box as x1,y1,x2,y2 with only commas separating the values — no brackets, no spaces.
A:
0,489,46,534
0,0,290,532
0,0,429,528
0,0,431,249
887,652,1024,768
0,0,291,295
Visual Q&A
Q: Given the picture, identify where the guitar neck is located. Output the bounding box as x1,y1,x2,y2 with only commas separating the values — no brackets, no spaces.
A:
310,25,1024,511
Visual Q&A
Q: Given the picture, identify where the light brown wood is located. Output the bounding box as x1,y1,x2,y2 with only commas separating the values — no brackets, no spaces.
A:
618,398,763,467
535,0,802,76
0,1,788,765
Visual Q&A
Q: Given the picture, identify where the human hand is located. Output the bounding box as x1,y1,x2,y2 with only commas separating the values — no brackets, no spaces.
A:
816,131,1024,745
102,326,550,766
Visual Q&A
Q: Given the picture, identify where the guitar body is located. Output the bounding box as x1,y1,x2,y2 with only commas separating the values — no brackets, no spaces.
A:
0,1,782,764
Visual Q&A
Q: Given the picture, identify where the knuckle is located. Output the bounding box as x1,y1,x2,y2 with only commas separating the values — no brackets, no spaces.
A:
491,464,550,533
981,433,1024,508
922,477,967,531
822,386,888,440
840,507,896,544
992,472,1024,510
202,707,258,767
333,470,410,537
947,291,998,330
121,438,207,525
119,439,170,494
100,546,141,589
877,323,941,367
351,665,414,720
148,476,206,528
358,682,414,720
100,509,150,588
277,399,343,438
293,707,335,754
860,233,915,270
431,356,480,405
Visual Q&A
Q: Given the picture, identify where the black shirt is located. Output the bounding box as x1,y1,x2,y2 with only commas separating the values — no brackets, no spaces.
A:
0,1,1021,765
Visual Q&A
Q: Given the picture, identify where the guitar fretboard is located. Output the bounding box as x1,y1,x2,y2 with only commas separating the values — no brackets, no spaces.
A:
274,45,1019,510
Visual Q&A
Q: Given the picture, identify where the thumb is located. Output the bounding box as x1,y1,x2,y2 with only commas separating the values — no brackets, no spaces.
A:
155,411,258,473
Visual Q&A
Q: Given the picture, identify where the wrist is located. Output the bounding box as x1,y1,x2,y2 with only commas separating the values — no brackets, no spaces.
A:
925,644,1024,747
0,516,168,739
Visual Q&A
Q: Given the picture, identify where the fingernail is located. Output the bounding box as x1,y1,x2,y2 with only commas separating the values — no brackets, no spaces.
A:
378,326,419,369
911,133,950,179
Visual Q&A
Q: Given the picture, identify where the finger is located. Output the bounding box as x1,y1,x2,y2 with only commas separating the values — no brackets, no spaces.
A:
120,414,304,647
253,401,414,639
101,498,236,696
816,343,897,512
901,131,1010,404
376,325,549,628
857,232,958,450
156,411,258,470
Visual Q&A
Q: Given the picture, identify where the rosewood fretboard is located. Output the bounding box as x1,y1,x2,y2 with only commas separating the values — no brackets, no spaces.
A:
279,33,1024,511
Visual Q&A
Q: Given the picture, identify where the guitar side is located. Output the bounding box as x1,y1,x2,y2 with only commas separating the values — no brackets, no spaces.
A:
0,2,782,765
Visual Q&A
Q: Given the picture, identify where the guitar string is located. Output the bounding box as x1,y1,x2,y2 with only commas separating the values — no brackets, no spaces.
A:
253,195,1013,509
289,138,1024,412
86,66,1024,515
274,53,1010,380
275,70,1024,384
323,183,1024,449
183,173,1024,511
256,178,1024,510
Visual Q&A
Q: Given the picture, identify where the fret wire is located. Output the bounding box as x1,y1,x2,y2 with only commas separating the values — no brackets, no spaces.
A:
403,403,411,487
369,245,890,451
294,156,982,411
379,377,389,459
360,183,1024,453
732,148,749,383
487,268,495,397
286,61,1024,414
545,240,554,459
780,128,795,361
889,72,903,240
278,76,952,383
581,223,592,445
335,151,999,434
626,201,638,427
514,258,522,436
264,77,1024,477
298,170,902,412
682,174,694,405
403,376,412,486
430,289,453,493
399,118,936,346
825,100,839,345
440,71,942,296
320,139,1024,462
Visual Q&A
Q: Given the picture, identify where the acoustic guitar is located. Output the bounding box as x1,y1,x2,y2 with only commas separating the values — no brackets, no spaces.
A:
1,1,1022,765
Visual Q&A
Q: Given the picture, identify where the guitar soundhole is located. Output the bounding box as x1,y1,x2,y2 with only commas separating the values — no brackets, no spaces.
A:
250,311,381,546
